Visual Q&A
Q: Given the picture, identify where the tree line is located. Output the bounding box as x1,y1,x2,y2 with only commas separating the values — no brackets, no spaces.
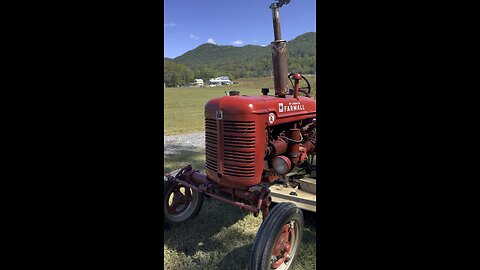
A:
164,57,316,87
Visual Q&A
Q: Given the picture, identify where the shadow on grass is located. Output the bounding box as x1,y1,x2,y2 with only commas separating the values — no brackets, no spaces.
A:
303,209,317,228
164,199,250,256
163,147,206,175
215,243,252,270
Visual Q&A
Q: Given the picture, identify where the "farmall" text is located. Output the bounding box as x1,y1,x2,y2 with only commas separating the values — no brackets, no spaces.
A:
278,102,305,113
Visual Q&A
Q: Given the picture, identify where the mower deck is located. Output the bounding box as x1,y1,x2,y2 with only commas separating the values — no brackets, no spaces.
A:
269,177,316,212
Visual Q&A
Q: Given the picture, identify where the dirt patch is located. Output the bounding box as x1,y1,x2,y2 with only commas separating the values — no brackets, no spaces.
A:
164,132,205,155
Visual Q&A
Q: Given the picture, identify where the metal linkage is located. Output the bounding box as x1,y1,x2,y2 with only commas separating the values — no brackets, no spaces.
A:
165,165,273,218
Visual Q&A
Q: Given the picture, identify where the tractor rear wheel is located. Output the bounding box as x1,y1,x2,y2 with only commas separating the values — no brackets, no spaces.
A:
163,181,204,229
250,202,304,270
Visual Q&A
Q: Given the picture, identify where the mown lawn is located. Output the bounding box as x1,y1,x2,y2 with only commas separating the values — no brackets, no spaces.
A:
164,75,317,269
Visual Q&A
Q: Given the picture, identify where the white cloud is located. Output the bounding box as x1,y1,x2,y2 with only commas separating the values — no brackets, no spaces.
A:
207,38,216,44
189,34,199,40
164,22,176,28
231,40,244,45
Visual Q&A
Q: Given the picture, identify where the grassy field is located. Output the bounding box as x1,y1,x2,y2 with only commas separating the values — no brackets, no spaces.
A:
164,76,316,135
164,75,317,269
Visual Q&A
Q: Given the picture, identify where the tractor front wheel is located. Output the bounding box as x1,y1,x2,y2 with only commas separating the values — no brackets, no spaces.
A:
250,202,304,270
163,181,204,229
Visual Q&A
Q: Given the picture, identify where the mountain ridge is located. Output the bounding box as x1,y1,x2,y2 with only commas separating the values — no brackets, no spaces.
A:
164,32,315,86
174,32,315,60
173,32,315,66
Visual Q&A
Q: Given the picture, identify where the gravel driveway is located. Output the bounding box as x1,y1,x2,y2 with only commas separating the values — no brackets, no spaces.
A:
164,132,205,155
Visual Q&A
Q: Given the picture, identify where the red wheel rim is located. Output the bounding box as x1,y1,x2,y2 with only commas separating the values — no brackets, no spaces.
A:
166,185,192,215
271,221,296,269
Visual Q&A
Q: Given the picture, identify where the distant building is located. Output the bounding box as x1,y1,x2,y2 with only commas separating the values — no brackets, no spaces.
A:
209,76,232,86
191,79,204,87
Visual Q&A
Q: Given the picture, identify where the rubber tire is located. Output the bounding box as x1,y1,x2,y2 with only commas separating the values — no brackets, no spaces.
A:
163,181,204,229
250,203,304,270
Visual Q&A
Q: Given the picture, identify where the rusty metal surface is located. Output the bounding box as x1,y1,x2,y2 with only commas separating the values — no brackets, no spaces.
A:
184,169,210,186
167,172,261,215
218,186,259,202
302,140,314,153
271,41,289,96
293,72,301,99
270,2,289,97
166,166,276,217
204,190,260,215
271,5,282,40
287,127,301,165
268,138,288,157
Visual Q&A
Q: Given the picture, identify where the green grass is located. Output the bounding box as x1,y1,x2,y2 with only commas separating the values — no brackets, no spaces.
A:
164,76,316,135
164,75,317,269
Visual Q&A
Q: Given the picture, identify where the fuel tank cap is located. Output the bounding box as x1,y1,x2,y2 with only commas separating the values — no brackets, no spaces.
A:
229,90,240,96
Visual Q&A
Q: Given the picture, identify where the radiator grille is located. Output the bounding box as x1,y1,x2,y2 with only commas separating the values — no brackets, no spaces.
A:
222,120,256,177
205,119,256,178
205,118,217,172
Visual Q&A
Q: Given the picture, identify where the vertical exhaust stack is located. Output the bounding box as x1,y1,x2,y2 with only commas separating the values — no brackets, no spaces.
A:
270,1,290,97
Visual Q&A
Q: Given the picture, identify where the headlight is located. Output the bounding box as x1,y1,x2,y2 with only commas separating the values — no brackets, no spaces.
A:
272,155,292,175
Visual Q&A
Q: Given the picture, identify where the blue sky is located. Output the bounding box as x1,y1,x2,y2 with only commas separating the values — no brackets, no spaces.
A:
164,0,316,58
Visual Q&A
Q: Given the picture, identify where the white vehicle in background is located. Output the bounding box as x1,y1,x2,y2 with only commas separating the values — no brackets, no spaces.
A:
209,76,233,86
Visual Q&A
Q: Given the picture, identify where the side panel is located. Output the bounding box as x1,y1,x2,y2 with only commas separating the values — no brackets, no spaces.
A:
263,96,316,127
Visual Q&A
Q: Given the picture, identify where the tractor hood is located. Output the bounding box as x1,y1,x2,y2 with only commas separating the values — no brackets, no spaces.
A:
205,94,316,126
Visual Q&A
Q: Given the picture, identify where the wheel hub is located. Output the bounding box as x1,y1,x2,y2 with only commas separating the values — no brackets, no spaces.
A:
166,186,192,214
271,221,296,269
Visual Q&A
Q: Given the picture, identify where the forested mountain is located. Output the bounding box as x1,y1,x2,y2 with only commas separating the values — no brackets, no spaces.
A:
164,32,315,87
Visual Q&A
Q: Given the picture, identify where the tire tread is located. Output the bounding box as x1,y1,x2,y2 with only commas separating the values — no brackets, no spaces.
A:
250,202,304,270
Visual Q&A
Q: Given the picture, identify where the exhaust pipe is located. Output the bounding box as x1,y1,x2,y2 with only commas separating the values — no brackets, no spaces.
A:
270,2,289,97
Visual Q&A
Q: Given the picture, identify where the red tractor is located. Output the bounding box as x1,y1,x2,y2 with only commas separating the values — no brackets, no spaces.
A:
164,1,316,269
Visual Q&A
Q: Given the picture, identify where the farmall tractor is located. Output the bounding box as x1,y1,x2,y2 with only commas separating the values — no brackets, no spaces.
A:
164,1,316,269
